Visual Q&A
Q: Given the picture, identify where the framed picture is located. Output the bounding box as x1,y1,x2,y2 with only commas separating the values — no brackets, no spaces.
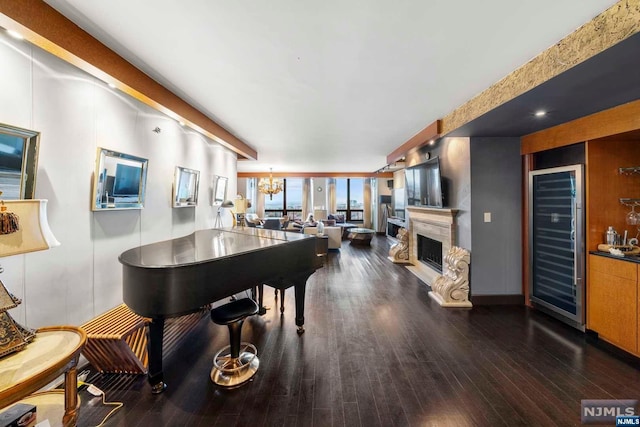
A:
213,176,228,205
91,147,148,211
0,123,40,200
173,166,200,208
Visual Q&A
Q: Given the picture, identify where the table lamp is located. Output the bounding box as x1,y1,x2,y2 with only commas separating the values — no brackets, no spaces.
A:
0,199,60,358
233,197,248,227
214,200,234,228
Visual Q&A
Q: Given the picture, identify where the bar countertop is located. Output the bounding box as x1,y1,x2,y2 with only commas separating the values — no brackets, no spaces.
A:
589,250,640,264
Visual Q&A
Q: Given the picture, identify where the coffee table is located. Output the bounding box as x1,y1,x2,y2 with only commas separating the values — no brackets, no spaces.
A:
347,228,375,245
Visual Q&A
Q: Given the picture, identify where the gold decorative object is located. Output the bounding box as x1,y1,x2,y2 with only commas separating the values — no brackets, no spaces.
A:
257,168,283,200
0,279,35,358
0,192,20,235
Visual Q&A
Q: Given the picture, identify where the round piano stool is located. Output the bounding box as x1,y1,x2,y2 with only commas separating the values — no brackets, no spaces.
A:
210,298,260,388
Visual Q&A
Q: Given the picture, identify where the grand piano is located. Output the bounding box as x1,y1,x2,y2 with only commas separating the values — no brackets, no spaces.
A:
119,227,319,393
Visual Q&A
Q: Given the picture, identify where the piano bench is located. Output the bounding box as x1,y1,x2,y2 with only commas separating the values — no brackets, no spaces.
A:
82,304,208,375
81,304,149,375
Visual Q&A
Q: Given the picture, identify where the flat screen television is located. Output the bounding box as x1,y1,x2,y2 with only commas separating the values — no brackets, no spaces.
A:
405,156,444,208
113,163,142,197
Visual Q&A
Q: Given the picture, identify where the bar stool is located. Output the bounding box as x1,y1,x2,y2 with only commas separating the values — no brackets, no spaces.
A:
210,298,260,387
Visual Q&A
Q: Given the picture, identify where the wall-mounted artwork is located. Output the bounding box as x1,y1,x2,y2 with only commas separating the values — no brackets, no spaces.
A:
173,166,200,208
92,147,148,211
0,123,40,199
212,176,228,205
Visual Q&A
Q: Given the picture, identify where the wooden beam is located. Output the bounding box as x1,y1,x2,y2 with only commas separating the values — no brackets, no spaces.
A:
238,172,394,178
0,0,257,160
521,99,640,154
386,120,441,165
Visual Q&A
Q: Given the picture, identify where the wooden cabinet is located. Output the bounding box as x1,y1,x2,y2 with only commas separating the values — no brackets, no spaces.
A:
588,255,638,354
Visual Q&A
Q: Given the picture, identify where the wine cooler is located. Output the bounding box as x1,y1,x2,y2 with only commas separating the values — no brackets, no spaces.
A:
529,165,585,329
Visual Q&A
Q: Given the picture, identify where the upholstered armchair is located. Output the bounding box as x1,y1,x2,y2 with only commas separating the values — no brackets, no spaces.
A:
245,213,262,227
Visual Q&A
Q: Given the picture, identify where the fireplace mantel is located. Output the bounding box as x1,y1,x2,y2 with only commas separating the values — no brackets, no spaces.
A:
406,206,459,219
406,206,459,285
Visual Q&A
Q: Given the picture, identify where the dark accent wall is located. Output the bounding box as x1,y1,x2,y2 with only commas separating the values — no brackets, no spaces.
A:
470,137,522,296
405,138,472,250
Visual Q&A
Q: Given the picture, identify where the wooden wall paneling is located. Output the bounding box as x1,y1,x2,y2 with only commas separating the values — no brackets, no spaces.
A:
522,100,640,155
585,139,640,253
386,120,441,165
522,154,534,306
588,258,637,354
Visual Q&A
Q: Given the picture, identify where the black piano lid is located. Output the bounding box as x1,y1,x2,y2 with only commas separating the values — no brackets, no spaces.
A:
118,227,314,268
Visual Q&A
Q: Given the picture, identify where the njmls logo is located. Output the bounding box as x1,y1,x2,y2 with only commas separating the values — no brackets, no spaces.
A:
582,400,639,424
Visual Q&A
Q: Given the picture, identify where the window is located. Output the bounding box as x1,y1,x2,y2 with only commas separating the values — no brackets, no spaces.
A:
335,178,364,222
264,178,304,220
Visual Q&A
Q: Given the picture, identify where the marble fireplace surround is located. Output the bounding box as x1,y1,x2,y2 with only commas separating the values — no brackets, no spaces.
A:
406,206,459,285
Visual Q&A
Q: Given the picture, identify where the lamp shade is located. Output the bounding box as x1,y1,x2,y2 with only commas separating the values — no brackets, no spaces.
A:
221,200,234,208
0,200,60,258
234,199,247,214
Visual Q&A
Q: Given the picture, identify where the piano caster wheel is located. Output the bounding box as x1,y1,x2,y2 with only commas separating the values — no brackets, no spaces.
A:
258,306,268,315
151,381,167,394
296,326,305,335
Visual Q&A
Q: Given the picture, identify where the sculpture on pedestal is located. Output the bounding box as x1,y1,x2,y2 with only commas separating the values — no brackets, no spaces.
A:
429,246,472,307
388,227,410,264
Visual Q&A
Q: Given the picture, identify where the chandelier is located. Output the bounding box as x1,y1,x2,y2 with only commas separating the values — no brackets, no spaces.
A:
258,169,283,200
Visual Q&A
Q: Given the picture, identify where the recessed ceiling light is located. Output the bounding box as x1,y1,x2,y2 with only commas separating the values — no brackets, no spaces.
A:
428,139,435,145
107,82,116,89
534,110,547,117
7,30,24,40
178,121,185,126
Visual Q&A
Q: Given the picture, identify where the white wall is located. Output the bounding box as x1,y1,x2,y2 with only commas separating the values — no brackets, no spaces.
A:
0,33,237,327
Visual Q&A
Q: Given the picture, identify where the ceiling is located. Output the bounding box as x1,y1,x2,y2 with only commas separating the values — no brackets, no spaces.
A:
42,0,620,173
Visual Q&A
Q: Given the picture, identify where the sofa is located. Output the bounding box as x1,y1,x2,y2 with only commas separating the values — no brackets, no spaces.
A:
303,226,341,249
326,213,358,239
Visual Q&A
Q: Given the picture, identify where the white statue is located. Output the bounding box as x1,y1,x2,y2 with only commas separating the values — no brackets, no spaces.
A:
429,246,472,307
388,227,409,263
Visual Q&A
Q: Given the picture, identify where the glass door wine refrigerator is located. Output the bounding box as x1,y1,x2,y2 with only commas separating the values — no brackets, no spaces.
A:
529,164,585,329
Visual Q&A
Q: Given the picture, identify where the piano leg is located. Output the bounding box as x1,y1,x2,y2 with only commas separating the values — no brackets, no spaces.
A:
280,286,285,314
251,285,267,315
148,317,167,394
294,282,306,335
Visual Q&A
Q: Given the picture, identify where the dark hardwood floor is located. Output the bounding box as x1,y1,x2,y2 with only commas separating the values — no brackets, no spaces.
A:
77,235,640,426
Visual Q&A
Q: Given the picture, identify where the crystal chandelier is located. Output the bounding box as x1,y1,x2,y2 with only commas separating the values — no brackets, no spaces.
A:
258,168,283,200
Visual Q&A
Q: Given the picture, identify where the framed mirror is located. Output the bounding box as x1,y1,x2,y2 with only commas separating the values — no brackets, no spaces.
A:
0,123,40,199
173,166,200,208
212,175,228,205
92,147,148,211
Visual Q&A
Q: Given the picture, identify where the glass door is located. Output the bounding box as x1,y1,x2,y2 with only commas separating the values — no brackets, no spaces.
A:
529,165,584,325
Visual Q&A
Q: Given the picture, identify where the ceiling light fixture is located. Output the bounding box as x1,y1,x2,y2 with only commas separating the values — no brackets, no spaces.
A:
6,30,24,40
534,110,547,117
257,168,283,200
428,139,435,146
107,82,116,89
178,121,185,126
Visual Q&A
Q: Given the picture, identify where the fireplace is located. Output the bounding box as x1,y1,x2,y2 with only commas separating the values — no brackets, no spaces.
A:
417,235,442,273
405,206,458,285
